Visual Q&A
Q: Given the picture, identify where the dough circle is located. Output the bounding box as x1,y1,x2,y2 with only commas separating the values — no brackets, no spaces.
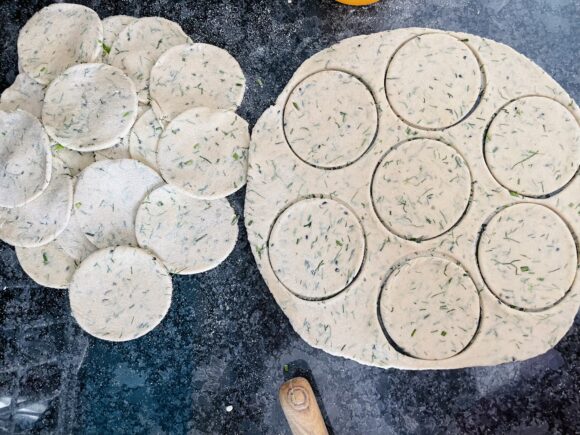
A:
157,108,250,199
268,198,366,300
0,110,52,208
51,144,96,177
135,185,238,274
74,159,163,248
484,96,580,197
379,256,480,360
0,73,45,118
42,63,138,152
478,203,577,311
16,241,76,289
17,3,103,85
385,33,482,129
129,109,163,171
283,70,378,169
371,138,471,241
55,207,97,262
150,43,245,122
101,15,136,60
69,246,173,342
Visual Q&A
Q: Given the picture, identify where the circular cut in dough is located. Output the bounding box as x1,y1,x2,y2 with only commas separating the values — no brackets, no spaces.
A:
16,241,76,289
385,33,482,129
135,185,238,274
101,15,136,60
268,198,365,300
129,109,163,170
157,108,250,199
108,17,191,102
150,43,245,122
380,256,480,360
0,110,52,208
17,3,103,85
484,96,580,197
0,73,45,118
69,246,173,341
51,144,95,177
283,70,378,169
478,203,577,311
74,159,163,248
43,63,137,152
371,138,471,241
55,207,97,262
0,159,73,248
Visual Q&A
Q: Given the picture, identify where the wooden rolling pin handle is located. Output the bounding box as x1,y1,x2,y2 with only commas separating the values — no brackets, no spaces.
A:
279,377,329,435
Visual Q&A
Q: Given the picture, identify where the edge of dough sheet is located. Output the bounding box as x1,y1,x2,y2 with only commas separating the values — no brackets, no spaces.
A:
244,27,580,370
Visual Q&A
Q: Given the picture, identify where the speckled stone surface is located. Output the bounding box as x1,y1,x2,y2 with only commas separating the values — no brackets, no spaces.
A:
0,0,578,433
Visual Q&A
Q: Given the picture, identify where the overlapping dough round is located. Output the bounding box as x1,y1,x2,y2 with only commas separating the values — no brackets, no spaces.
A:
101,15,136,60
0,73,45,118
16,241,77,289
55,206,97,262
51,144,95,177
128,109,163,170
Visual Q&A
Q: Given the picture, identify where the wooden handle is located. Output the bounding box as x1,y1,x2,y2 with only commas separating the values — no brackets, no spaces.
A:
279,377,329,435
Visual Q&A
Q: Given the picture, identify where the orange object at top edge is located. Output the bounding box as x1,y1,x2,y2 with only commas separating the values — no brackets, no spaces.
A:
335,0,379,5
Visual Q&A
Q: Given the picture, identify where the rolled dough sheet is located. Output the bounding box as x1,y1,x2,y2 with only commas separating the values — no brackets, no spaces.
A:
245,28,580,370
69,246,173,341
16,241,77,289
0,73,45,118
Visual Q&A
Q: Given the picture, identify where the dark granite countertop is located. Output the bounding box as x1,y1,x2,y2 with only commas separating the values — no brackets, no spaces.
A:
0,0,578,433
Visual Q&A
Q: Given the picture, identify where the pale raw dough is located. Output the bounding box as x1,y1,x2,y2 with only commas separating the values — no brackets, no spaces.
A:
42,63,138,152
101,15,136,60
135,184,238,274
17,3,103,85
150,43,245,122
484,96,580,197
56,204,97,262
51,144,95,176
0,110,52,208
69,246,173,341
157,108,250,199
108,17,191,102
245,28,580,369
128,109,163,170
94,135,131,160
74,159,163,248
0,73,45,118
16,241,76,289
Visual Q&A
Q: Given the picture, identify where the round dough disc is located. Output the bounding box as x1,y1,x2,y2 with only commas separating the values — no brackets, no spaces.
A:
268,198,366,300
16,241,76,289
157,108,250,199
283,70,378,169
129,109,163,171
0,110,52,208
0,73,45,118
385,33,482,129
478,203,577,311
101,15,136,60
372,138,471,241
485,96,580,197
108,17,191,102
55,206,97,262
69,246,173,342
17,3,103,85
42,63,138,152
74,159,163,248
135,185,238,274
150,43,245,122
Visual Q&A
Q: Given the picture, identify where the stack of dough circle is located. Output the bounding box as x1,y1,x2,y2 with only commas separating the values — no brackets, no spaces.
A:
245,28,580,369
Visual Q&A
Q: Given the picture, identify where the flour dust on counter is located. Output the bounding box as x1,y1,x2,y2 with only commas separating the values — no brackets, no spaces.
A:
16,240,77,289
0,73,46,119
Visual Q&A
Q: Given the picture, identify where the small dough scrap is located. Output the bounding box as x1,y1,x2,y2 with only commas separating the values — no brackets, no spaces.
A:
0,73,45,118
128,109,163,170
109,17,191,102
101,15,136,60
485,96,580,197
268,198,365,300
135,185,238,274
372,139,471,241
283,70,377,168
385,33,481,129
42,63,138,152
0,110,52,208
56,206,97,262
0,159,73,248
69,246,173,341
380,256,480,360
74,159,163,248
16,241,76,289
478,203,577,311
17,3,103,85
51,143,95,176
157,108,250,199
150,43,245,122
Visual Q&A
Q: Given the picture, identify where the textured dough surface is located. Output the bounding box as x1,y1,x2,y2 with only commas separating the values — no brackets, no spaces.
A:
135,185,238,274
69,246,172,341
17,3,102,85
0,110,52,208
245,28,580,370
157,108,250,199
16,241,76,289
0,73,45,118
129,109,163,170
51,144,95,177
101,15,136,60
150,43,245,122
74,159,163,248
55,205,97,262
42,63,138,151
